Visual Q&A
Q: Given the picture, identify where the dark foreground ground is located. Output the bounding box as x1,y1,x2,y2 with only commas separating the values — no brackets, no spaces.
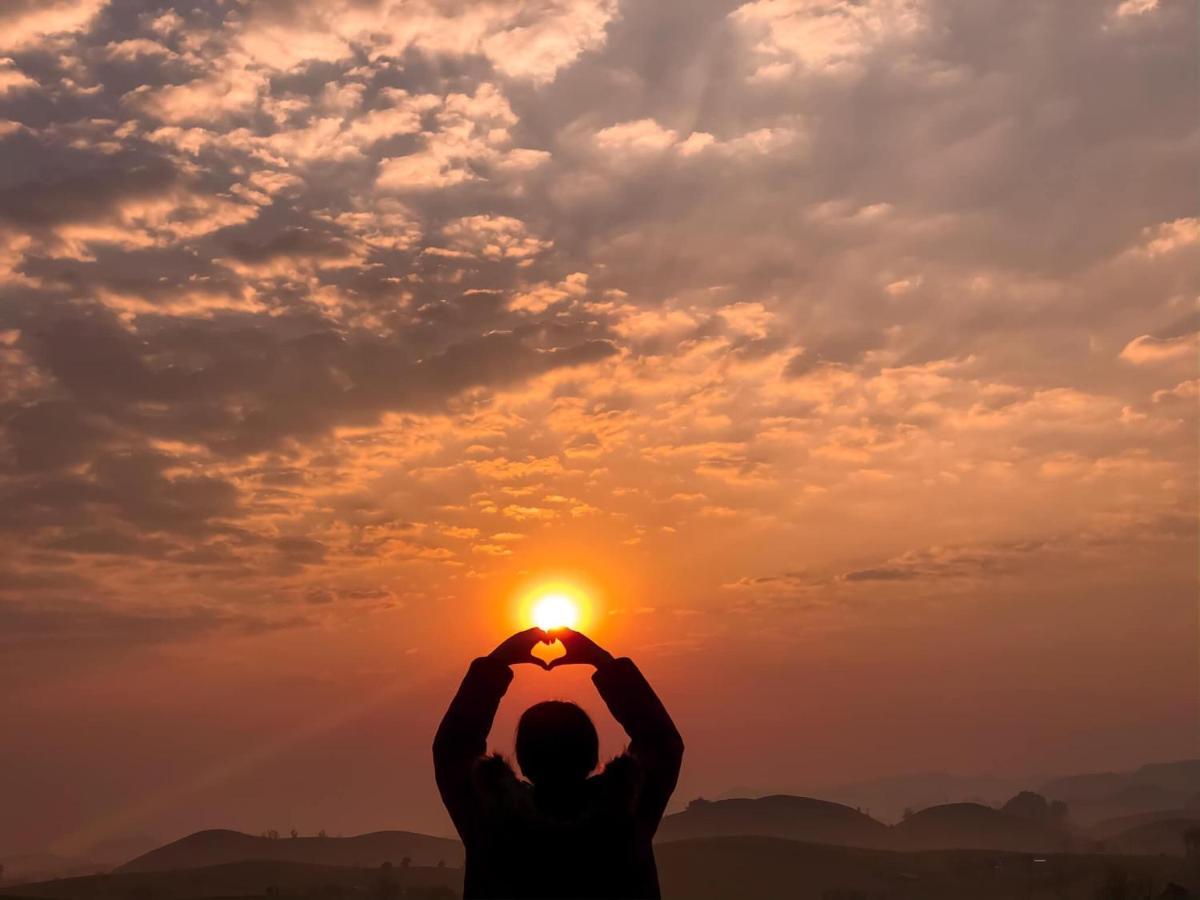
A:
3,837,1196,900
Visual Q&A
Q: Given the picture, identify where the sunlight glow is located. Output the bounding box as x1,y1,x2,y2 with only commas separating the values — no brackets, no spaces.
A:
517,578,594,634
532,592,580,631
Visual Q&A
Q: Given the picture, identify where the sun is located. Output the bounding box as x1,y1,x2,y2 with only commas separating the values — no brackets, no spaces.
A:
531,592,580,631
517,578,593,633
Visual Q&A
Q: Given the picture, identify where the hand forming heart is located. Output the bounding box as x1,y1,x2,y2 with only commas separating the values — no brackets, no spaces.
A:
489,627,613,670
489,627,554,668
543,627,614,670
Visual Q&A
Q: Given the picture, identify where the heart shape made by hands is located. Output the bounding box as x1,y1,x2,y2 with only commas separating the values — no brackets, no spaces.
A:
531,638,566,667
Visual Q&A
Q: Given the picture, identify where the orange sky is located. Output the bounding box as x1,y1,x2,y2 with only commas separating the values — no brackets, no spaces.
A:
0,0,1196,859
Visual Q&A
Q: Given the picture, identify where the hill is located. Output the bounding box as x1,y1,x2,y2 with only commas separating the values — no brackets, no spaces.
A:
822,771,1025,823
891,802,1070,853
1090,808,1200,841
655,836,1195,900
0,853,106,885
657,796,891,848
1106,819,1200,857
8,839,1193,900
1041,759,1200,825
2,859,460,900
117,829,463,874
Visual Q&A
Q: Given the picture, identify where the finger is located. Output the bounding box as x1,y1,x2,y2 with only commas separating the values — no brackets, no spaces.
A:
516,628,544,649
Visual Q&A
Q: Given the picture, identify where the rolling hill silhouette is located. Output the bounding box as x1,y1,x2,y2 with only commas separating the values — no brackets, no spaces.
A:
5,859,461,900
891,802,1070,853
657,796,891,848
116,828,463,873
0,853,107,885
820,771,1023,822
7,841,1195,900
654,837,1194,900
1040,759,1200,824
1090,808,1200,841
11,766,1198,898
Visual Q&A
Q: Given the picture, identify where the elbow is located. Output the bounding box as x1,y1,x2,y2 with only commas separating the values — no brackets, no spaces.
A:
665,729,685,764
432,724,459,759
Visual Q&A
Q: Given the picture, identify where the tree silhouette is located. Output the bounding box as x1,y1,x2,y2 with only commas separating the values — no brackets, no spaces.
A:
1003,790,1051,823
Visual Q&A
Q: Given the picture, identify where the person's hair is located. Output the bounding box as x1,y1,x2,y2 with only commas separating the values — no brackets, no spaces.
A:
515,700,599,785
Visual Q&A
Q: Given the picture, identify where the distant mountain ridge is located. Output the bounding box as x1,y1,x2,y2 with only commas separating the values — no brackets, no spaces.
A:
660,795,1079,854
892,802,1070,853
8,859,462,900
12,759,1195,884
9,840,1196,900
117,828,463,874
1040,760,1200,825
658,795,891,848
717,759,1200,827
102,794,1074,881
823,771,1025,822
92,781,1199,880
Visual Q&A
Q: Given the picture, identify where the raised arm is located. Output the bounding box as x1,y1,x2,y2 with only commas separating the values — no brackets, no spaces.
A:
432,628,548,838
549,629,685,832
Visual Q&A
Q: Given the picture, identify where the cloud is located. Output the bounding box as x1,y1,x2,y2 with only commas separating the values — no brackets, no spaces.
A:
0,155,259,259
376,84,549,190
435,215,553,264
0,0,108,52
0,597,305,647
1134,217,1200,257
232,0,618,84
731,0,927,79
1120,332,1199,365
1114,0,1159,18
0,0,1192,674
594,118,681,154
0,59,36,95
509,272,589,312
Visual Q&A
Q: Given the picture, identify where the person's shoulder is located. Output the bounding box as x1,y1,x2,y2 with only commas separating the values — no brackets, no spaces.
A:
472,752,523,791
591,753,643,809
471,754,542,825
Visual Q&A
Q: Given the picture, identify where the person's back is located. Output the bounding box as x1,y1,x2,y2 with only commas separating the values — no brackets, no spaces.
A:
433,628,684,900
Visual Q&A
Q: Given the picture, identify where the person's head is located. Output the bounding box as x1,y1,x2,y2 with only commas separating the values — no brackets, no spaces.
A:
515,700,599,787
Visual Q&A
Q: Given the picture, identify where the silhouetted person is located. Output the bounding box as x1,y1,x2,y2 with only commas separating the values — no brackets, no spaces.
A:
434,627,684,899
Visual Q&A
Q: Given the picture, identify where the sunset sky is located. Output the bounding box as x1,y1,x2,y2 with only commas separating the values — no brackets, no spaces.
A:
1,0,1196,858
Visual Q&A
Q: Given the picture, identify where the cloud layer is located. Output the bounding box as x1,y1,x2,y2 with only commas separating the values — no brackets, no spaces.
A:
0,0,1195,854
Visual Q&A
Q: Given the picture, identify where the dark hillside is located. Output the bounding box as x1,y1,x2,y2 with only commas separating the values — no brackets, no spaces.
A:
891,802,1070,853
5,859,460,900
118,829,463,873
657,795,890,848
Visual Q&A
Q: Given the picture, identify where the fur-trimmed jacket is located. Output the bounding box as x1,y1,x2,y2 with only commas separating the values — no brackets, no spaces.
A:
433,656,684,899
